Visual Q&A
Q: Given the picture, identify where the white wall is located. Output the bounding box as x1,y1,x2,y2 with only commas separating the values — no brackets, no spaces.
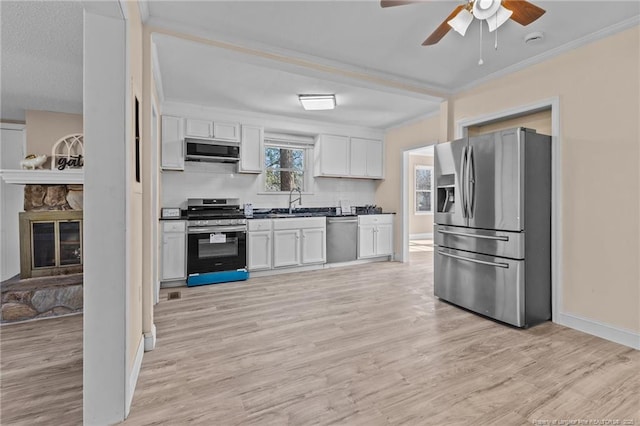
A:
83,9,130,425
162,161,375,209
0,125,25,281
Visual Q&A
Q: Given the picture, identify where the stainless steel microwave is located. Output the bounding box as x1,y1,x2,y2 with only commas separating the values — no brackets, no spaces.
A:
185,138,240,163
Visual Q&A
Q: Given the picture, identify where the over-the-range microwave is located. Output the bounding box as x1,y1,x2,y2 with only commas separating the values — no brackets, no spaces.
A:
184,138,240,163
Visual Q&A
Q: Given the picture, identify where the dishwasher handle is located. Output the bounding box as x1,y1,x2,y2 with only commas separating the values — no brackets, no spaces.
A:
327,218,358,224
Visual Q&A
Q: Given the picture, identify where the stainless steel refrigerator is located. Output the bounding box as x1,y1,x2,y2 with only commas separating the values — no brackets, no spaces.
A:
433,127,551,328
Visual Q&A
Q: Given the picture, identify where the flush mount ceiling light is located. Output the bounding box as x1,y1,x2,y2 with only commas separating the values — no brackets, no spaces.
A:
298,94,336,111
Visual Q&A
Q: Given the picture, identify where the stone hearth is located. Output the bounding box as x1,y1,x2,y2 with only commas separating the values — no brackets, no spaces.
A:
24,184,83,211
1,274,83,323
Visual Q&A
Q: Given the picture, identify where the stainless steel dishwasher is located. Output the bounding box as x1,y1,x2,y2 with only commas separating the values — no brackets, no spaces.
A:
326,216,358,263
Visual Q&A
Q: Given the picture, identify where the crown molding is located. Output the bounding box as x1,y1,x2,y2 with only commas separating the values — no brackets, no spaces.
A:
455,15,640,94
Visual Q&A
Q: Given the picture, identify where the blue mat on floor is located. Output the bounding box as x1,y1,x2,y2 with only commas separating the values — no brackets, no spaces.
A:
187,269,249,287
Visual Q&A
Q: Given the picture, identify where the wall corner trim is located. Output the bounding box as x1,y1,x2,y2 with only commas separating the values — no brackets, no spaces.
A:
556,312,640,350
144,324,157,352
126,337,145,416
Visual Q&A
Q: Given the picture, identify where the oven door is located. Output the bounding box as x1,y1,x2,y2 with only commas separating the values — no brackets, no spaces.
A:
187,226,247,274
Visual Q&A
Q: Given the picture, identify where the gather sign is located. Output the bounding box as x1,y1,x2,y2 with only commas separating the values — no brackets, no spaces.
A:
57,154,84,171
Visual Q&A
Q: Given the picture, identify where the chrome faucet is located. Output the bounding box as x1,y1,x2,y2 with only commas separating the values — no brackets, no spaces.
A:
288,187,302,214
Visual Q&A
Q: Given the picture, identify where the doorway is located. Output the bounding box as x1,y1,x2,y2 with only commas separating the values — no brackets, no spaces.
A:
401,144,436,263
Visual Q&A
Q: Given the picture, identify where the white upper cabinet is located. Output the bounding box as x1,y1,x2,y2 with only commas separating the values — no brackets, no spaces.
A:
315,134,383,179
365,139,383,178
350,137,383,179
161,115,184,171
213,121,240,142
314,134,349,177
185,118,214,139
184,118,240,142
238,125,264,174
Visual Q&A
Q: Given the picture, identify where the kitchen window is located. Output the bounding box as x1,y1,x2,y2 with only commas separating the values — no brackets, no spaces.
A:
415,165,433,214
264,140,310,192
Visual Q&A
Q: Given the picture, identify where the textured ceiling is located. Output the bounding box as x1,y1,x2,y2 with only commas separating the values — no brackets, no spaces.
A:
2,1,638,128
149,0,639,128
0,1,83,121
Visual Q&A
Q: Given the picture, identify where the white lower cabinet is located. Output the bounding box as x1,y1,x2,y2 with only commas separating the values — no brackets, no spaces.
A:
272,217,326,269
161,221,186,281
301,228,326,264
273,229,301,268
247,231,272,271
248,219,273,271
357,215,394,259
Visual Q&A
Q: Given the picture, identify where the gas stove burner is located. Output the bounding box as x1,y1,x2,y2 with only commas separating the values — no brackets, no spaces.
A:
185,197,245,221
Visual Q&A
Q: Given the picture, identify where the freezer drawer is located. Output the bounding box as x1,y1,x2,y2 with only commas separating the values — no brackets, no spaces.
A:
434,247,525,327
434,224,524,259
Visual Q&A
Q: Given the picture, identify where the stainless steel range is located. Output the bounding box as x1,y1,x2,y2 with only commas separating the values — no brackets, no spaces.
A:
186,198,248,286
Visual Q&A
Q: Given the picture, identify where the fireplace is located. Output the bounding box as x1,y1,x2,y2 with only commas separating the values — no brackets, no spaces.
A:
19,210,83,279
18,184,84,279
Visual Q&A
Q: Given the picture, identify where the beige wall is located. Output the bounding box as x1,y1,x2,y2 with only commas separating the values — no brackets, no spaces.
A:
377,115,440,253
126,1,144,370
408,154,434,236
25,110,83,168
378,26,640,333
467,109,552,136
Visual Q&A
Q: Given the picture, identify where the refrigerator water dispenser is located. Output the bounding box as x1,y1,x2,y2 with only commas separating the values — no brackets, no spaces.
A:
437,174,455,213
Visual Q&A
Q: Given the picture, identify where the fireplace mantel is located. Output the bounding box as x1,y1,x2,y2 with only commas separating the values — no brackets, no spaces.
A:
0,169,83,185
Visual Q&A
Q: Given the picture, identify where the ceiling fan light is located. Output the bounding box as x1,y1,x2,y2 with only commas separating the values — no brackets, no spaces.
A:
472,0,501,20
298,94,336,110
487,5,513,32
448,8,474,36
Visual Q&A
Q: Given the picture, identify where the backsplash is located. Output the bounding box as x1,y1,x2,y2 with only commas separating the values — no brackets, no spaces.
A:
161,161,376,209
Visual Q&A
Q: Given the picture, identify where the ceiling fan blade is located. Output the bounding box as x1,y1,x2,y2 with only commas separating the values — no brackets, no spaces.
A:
380,0,422,8
422,4,465,46
503,0,546,26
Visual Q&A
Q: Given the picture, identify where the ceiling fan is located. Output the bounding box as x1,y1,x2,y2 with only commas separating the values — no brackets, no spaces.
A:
381,0,546,46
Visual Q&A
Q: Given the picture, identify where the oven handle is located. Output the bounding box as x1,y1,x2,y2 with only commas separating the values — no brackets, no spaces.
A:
188,226,247,234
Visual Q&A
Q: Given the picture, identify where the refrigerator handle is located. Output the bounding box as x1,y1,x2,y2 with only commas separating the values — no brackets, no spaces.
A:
438,250,509,269
460,146,468,218
468,145,476,218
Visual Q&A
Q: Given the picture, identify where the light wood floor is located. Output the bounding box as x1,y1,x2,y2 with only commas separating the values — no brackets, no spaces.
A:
1,251,638,425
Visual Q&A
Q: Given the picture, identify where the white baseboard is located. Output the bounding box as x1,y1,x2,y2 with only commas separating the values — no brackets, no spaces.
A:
144,323,156,352
410,233,433,240
126,337,145,416
556,312,640,350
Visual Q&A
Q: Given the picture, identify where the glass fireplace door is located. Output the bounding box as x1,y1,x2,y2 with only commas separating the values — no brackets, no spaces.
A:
20,211,83,279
